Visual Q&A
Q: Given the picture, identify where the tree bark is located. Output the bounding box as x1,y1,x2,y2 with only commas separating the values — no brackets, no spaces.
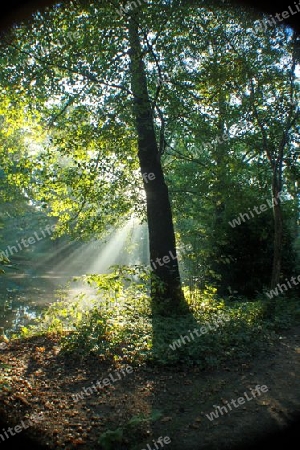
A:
271,177,283,289
266,166,283,319
128,14,185,312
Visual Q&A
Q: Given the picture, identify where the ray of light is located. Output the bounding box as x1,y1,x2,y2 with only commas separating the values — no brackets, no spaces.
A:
1,217,150,333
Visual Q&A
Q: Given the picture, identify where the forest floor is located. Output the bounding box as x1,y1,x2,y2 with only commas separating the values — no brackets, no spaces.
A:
0,324,299,450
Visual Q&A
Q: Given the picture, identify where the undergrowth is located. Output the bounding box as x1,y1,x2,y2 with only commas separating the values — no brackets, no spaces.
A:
13,265,300,369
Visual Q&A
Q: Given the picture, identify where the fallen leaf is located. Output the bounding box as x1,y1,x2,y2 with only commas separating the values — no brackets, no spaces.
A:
35,347,46,353
71,438,85,445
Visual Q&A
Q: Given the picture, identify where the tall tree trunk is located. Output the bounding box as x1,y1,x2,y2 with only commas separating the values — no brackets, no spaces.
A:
128,14,185,312
266,167,283,320
271,176,283,289
214,88,227,223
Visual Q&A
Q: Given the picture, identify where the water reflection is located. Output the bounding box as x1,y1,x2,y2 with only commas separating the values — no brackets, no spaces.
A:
0,219,149,336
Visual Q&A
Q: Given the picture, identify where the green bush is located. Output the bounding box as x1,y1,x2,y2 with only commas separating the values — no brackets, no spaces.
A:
14,265,299,369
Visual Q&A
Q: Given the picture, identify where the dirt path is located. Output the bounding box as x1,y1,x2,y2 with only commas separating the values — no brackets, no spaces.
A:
0,324,299,450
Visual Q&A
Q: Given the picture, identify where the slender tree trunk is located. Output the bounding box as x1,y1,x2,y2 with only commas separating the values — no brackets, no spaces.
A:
271,177,283,289
128,14,185,312
266,169,283,320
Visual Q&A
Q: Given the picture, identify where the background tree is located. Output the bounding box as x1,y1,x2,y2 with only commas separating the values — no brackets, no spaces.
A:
0,0,298,305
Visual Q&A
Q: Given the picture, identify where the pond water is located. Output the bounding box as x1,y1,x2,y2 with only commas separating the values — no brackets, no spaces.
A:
0,219,149,337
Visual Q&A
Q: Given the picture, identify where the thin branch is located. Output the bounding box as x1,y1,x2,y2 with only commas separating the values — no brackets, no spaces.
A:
140,29,164,111
169,189,203,196
167,143,216,174
4,40,133,95
249,78,275,165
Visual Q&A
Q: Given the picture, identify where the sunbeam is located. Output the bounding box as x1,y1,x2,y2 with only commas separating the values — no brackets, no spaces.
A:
0,216,149,334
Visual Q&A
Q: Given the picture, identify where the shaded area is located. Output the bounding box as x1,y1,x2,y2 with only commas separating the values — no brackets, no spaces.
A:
0,325,300,449
0,419,48,450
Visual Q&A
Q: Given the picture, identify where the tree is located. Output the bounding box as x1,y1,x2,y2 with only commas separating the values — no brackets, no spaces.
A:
156,8,299,296
127,11,184,310
246,31,299,290
0,0,189,309
0,0,298,306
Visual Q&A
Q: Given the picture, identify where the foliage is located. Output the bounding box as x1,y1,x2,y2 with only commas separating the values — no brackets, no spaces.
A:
0,362,12,392
0,2,298,282
15,266,300,368
0,252,10,273
98,409,163,450
98,427,123,450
